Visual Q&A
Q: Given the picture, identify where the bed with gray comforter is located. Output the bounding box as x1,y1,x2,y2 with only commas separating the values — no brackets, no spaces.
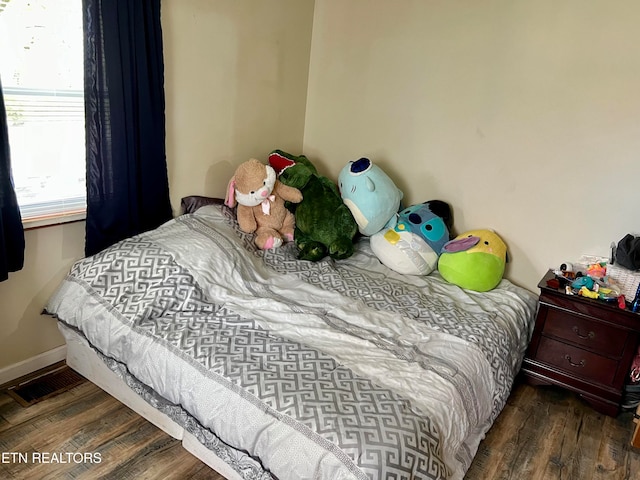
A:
46,203,537,480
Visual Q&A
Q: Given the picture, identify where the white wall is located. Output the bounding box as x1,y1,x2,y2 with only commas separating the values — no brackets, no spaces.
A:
303,0,640,292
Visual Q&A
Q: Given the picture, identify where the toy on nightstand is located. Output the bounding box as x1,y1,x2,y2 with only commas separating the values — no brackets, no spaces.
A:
586,262,607,278
338,157,403,236
550,261,587,288
559,262,579,279
558,262,625,305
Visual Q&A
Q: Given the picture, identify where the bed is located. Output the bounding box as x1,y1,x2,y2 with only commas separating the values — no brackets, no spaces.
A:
45,198,538,480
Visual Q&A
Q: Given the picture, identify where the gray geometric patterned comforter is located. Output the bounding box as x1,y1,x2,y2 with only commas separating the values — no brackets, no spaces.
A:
46,205,537,480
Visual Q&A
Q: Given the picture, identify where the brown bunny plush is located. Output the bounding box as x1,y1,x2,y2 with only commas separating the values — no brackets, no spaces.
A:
224,159,303,249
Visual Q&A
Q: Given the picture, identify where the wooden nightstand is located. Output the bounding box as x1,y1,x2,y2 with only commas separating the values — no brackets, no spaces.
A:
521,270,640,416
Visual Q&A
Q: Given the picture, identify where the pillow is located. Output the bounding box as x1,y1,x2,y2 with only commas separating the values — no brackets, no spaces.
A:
180,196,224,215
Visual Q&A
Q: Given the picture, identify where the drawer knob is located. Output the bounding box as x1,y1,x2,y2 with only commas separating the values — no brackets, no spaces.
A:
564,354,586,368
572,326,595,340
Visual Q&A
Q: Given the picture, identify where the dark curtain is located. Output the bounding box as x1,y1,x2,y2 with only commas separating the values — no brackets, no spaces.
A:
0,77,25,282
83,0,172,257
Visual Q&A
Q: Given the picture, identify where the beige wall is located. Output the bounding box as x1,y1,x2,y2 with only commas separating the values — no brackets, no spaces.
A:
0,222,84,375
163,0,315,211
0,0,315,373
4,0,639,374
303,0,640,291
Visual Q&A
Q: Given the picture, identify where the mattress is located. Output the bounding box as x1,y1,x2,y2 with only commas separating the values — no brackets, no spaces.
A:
46,204,538,480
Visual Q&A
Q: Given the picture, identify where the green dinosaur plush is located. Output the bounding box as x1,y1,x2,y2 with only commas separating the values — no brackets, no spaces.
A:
269,150,358,261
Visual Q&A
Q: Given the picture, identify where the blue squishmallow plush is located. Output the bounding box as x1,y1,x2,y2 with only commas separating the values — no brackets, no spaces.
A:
370,200,453,275
338,158,403,236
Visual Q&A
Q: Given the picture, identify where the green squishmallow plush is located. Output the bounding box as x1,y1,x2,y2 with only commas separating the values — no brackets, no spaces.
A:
437,229,508,292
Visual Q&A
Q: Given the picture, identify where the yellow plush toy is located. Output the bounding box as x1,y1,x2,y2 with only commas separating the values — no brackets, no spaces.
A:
437,229,508,292
225,159,303,249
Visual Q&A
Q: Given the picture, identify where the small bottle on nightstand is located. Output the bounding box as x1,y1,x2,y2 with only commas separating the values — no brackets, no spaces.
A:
631,284,640,313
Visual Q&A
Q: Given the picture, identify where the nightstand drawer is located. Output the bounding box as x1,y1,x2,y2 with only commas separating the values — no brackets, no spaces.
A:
536,336,618,386
543,308,628,357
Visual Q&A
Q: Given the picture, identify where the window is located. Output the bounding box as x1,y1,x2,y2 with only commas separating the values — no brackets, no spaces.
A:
0,0,85,227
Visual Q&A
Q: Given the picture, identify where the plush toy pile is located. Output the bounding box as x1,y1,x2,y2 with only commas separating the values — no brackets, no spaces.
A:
223,154,509,292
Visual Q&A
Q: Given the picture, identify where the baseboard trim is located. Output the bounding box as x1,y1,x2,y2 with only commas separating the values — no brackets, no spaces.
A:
0,346,67,388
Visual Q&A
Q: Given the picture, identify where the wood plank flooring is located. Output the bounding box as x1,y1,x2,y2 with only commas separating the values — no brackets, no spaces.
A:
1,374,640,479
466,380,640,480
0,381,223,480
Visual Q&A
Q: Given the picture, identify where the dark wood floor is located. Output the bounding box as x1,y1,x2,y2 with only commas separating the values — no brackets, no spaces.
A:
0,380,223,480
466,379,640,480
1,375,639,479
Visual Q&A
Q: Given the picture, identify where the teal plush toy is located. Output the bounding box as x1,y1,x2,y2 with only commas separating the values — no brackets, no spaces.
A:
437,229,508,292
338,157,403,236
269,150,358,261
